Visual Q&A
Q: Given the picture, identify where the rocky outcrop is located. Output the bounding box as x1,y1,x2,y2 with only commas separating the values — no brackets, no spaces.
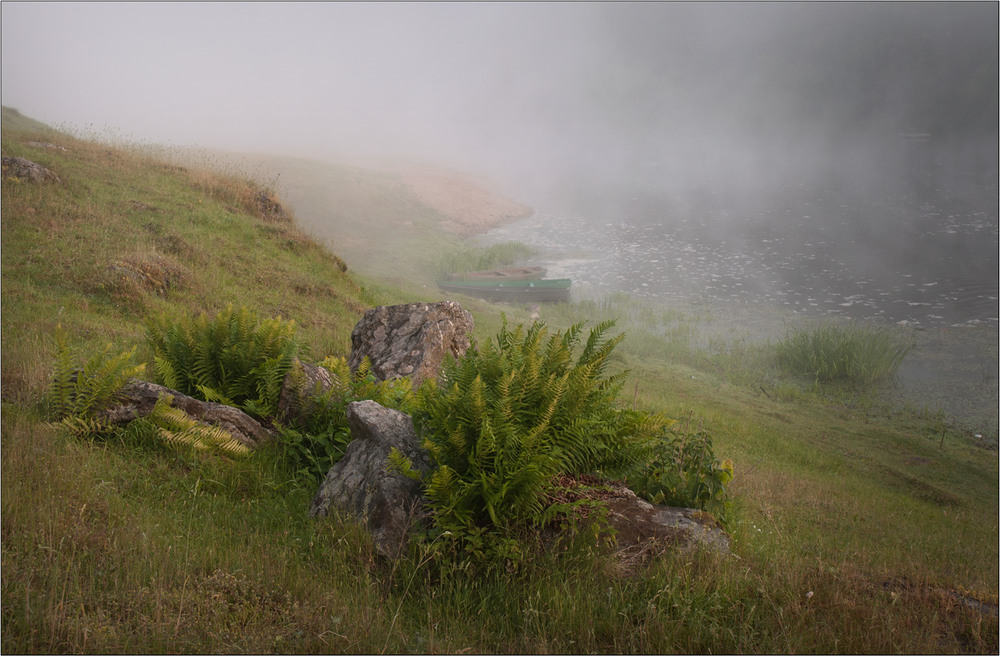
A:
1,156,60,183
94,379,272,448
309,400,432,559
348,301,473,387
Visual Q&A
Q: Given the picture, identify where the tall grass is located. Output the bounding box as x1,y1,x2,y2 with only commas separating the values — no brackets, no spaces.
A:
776,321,914,384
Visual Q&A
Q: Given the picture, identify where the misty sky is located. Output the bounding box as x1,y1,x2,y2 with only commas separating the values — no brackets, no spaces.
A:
2,2,997,199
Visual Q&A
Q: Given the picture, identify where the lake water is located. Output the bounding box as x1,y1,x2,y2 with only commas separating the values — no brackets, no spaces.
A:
485,175,998,329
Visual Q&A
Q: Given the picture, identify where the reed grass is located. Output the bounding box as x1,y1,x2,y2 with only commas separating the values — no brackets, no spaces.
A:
776,321,914,384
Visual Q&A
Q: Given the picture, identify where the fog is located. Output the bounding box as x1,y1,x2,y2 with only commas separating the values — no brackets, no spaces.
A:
3,3,995,201
3,3,998,318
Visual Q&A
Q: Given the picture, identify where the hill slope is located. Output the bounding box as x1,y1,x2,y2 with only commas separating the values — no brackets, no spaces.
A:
2,109,997,653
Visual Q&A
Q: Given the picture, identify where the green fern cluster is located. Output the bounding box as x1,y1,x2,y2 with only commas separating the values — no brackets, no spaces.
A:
145,304,298,417
409,317,667,558
277,356,414,485
47,326,248,457
48,324,146,432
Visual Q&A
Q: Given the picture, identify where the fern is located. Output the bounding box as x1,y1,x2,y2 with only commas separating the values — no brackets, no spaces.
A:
387,446,424,482
409,315,664,564
47,325,146,436
145,304,298,418
148,395,250,456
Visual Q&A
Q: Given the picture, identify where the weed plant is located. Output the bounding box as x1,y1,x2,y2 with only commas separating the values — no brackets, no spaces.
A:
627,420,735,526
278,356,415,485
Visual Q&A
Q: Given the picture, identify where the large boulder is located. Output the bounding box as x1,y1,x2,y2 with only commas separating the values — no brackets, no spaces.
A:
1,156,60,183
348,301,473,387
309,400,432,559
94,379,272,448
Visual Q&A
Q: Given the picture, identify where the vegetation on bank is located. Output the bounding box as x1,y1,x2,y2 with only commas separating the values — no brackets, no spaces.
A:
2,107,997,653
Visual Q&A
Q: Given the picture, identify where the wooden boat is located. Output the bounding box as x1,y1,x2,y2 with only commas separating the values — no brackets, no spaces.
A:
443,266,546,282
437,277,571,303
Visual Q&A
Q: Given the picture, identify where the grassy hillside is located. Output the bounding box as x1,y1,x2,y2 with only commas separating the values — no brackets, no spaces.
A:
2,108,997,653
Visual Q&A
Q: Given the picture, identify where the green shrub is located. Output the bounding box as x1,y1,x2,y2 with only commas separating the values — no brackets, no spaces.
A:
405,317,667,563
145,304,298,418
775,321,913,384
277,356,415,486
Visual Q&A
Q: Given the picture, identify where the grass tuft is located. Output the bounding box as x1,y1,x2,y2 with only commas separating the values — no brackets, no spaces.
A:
776,321,914,384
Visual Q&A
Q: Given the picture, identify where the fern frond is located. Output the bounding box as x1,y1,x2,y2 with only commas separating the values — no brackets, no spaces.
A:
387,446,424,482
58,416,111,438
48,330,143,421
50,324,78,418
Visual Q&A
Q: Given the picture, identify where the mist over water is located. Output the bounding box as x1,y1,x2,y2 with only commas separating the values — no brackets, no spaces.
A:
488,133,999,328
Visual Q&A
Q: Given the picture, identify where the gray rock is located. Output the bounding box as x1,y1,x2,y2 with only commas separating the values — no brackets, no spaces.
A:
600,485,731,574
309,400,432,559
277,359,336,427
1,156,59,183
348,301,473,387
94,379,272,448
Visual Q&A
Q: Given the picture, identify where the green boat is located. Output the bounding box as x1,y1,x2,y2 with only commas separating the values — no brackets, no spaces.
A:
437,277,571,303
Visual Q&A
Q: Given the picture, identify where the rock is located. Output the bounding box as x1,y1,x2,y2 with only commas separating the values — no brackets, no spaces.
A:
603,487,731,575
26,141,67,151
1,156,60,183
277,359,336,427
309,400,432,559
545,475,731,575
94,379,272,448
348,301,473,387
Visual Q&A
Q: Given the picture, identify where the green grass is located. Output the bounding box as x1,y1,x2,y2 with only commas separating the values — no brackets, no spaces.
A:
3,107,997,653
